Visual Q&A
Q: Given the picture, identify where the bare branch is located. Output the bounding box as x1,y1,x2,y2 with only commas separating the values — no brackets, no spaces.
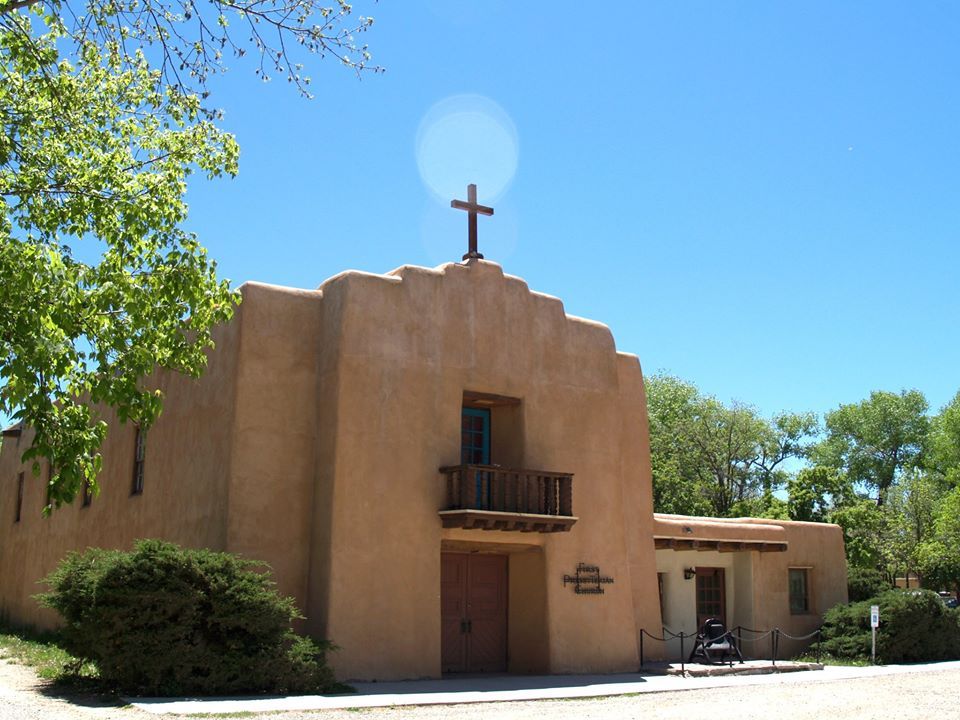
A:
0,0,42,15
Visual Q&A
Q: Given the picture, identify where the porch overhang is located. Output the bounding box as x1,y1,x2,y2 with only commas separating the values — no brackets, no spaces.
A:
652,513,789,553
653,537,787,553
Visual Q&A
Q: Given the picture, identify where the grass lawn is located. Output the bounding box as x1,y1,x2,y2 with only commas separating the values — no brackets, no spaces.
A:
0,625,100,686
792,652,872,667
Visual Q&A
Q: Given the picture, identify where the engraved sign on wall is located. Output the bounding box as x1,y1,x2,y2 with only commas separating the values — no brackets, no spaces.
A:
563,563,614,595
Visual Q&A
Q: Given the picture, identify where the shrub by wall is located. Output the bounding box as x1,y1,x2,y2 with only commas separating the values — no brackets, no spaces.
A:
39,539,339,696
821,589,960,664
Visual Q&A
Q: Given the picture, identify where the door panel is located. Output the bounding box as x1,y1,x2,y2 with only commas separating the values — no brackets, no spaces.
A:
465,555,507,672
441,554,468,672
695,567,726,630
440,552,507,673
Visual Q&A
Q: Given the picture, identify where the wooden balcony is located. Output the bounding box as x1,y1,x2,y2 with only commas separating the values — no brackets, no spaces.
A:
438,464,578,533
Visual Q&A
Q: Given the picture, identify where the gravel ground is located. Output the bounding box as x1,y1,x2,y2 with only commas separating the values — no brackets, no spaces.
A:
2,659,960,720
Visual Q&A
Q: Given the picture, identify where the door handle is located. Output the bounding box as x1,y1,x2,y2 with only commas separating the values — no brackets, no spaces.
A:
467,619,472,634
461,620,468,634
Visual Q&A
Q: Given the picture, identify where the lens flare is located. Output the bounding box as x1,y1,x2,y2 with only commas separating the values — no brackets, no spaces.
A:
415,94,519,204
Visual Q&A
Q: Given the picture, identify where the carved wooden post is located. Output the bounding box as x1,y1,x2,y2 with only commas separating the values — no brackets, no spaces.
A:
493,468,504,511
459,465,470,509
559,475,573,516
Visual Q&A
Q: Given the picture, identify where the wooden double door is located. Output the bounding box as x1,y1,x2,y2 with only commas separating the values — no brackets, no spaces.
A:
441,553,507,673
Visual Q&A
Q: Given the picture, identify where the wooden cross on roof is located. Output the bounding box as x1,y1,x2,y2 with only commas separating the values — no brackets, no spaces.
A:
451,184,494,261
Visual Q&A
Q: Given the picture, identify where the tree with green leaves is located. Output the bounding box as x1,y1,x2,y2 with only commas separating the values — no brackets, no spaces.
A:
884,469,942,583
646,376,960,583
815,390,929,505
753,410,819,498
645,374,815,517
786,465,852,523
690,399,769,515
928,391,960,487
645,373,713,516
1,0,379,509
916,485,960,596
830,499,890,570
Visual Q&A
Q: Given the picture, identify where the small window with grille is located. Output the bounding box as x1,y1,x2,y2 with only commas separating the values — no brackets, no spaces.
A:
657,572,666,621
15,472,24,523
45,463,53,513
789,568,810,614
131,427,146,496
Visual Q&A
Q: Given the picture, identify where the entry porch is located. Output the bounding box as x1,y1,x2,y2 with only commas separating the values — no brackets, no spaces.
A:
651,513,841,662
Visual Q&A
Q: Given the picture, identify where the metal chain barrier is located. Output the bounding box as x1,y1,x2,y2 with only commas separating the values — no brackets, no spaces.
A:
639,625,823,672
734,626,778,665
639,627,694,674
777,627,824,664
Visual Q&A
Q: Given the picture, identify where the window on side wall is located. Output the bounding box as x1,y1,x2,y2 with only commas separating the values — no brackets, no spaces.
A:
45,463,53,513
657,572,666,621
131,427,146,496
789,568,810,614
15,472,24,523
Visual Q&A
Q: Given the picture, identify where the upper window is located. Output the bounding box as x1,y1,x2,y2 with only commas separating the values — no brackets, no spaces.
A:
15,472,24,523
461,408,490,465
789,568,810,614
131,427,146,495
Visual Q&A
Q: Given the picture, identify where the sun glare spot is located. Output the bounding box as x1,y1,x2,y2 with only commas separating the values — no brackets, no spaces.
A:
415,94,519,204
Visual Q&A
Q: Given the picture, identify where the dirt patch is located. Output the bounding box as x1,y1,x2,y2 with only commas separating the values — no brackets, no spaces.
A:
0,659,159,720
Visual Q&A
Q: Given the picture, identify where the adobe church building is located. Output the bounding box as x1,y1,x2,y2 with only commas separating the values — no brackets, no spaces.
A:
0,201,848,680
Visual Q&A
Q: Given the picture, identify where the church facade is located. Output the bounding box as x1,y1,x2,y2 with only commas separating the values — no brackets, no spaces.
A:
0,258,847,680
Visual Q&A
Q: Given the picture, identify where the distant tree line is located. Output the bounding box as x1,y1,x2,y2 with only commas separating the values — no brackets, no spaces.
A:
645,374,960,596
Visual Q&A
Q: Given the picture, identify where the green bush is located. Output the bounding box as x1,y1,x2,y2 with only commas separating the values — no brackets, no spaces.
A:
38,539,340,696
821,589,960,663
846,566,891,602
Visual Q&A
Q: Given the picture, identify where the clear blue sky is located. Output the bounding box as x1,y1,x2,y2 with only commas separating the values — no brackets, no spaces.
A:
125,2,960,420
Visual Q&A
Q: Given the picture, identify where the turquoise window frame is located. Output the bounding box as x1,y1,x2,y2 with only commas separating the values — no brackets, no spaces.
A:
461,407,491,465
461,407,491,508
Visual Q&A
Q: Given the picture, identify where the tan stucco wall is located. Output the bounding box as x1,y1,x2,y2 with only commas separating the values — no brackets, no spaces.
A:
616,354,666,661
0,314,242,627
222,283,325,613
310,261,655,679
748,519,848,657
653,514,789,545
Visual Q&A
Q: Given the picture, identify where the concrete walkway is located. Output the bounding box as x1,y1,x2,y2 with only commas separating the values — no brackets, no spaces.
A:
128,660,960,715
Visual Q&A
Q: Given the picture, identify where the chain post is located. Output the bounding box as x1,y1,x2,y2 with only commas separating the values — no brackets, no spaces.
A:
680,632,685,675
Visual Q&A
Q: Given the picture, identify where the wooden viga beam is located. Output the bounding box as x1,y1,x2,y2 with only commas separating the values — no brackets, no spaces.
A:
654,538,788,553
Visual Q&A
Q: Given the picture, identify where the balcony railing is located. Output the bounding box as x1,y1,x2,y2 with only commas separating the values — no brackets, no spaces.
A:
438,464,577,533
